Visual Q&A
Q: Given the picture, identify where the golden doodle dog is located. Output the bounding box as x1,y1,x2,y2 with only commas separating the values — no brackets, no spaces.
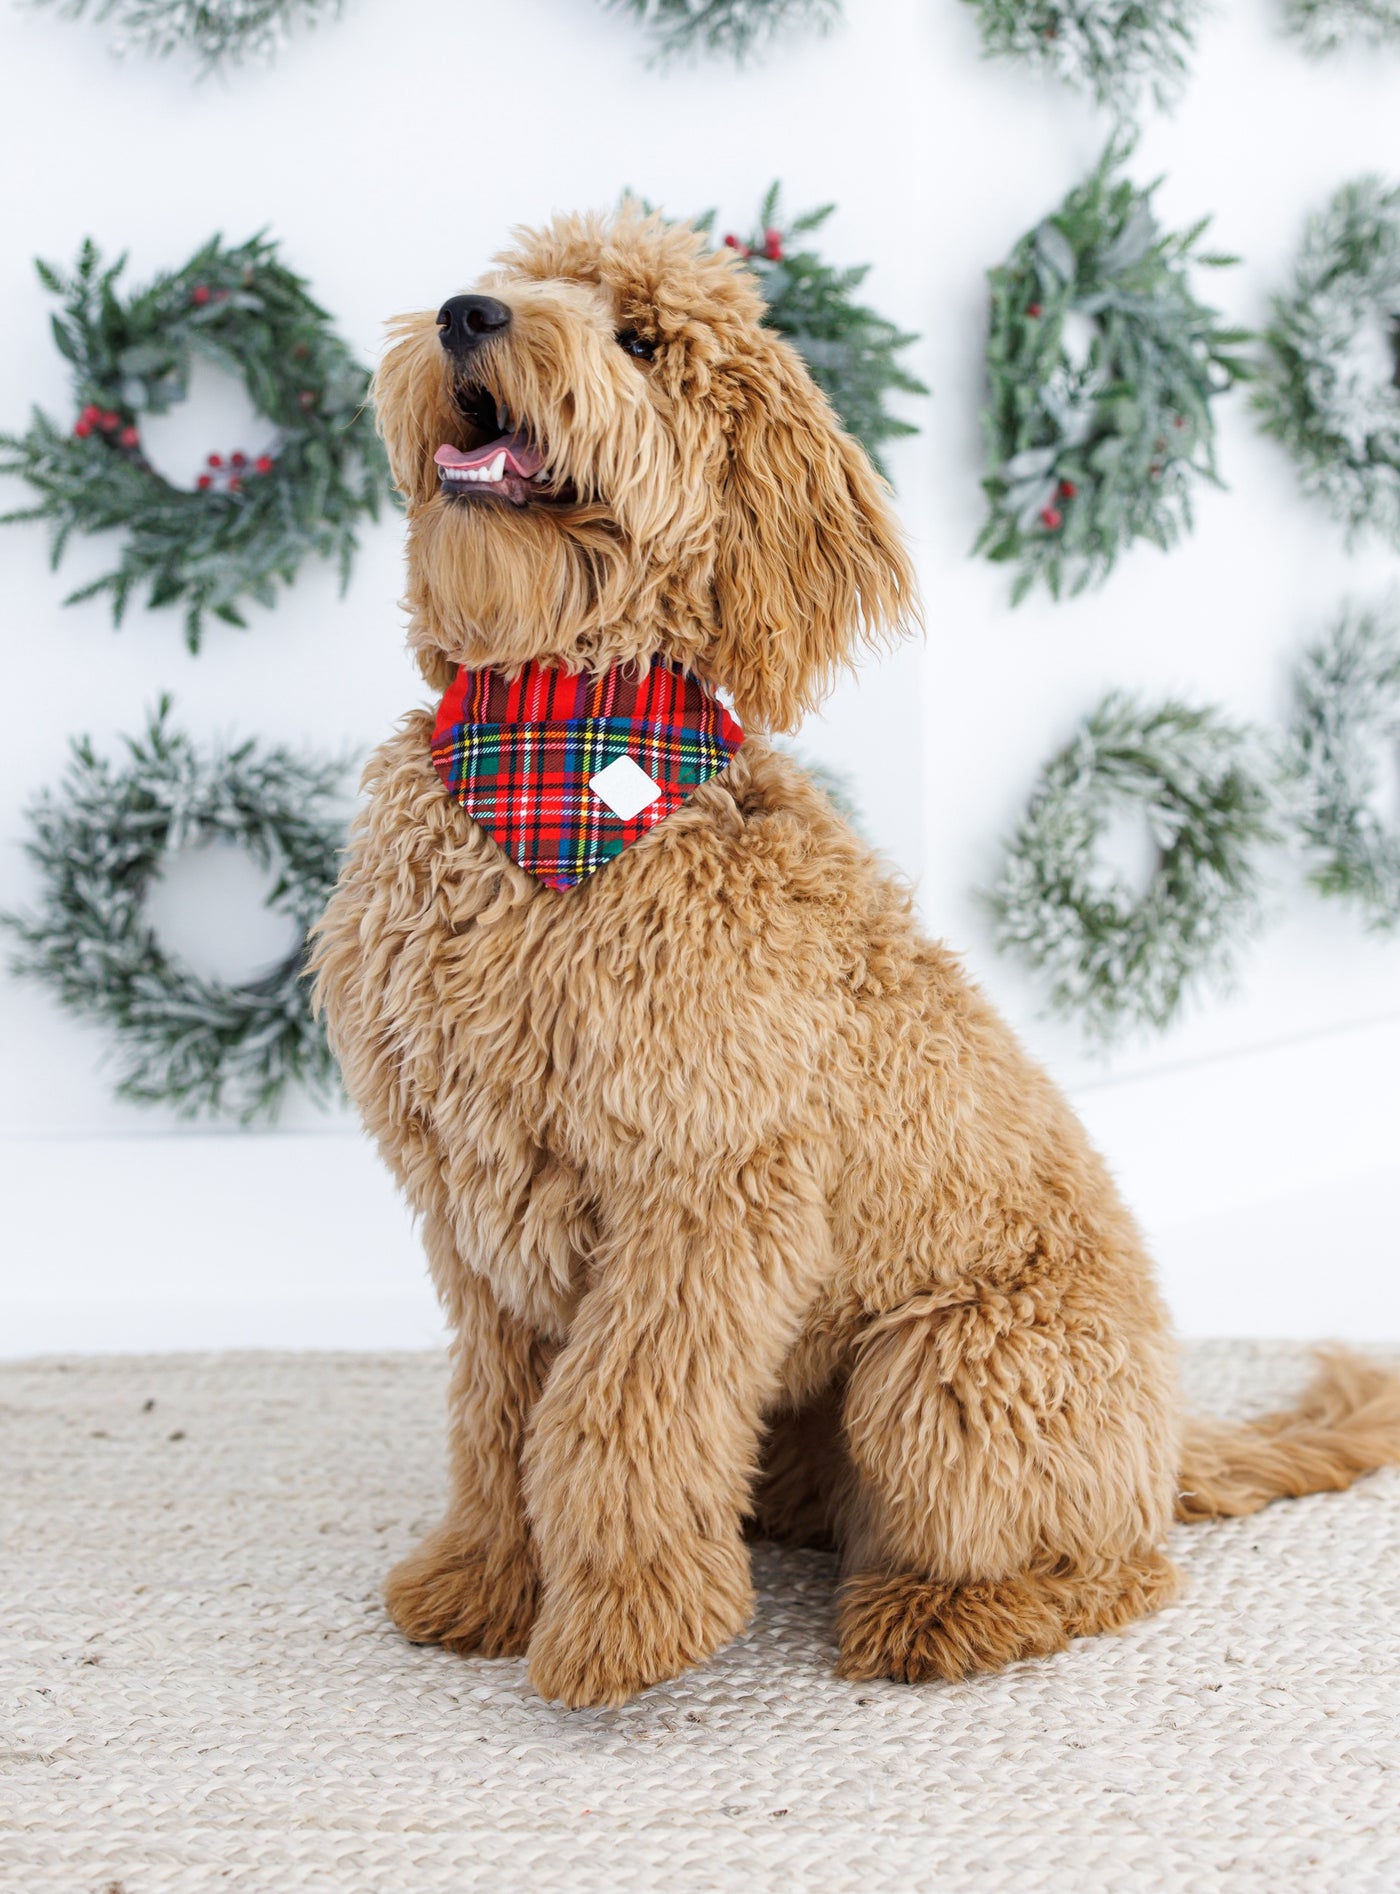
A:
313,207,1400,1708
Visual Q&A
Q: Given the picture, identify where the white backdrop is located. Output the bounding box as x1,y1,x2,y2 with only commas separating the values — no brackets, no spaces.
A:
1,0,1398,1354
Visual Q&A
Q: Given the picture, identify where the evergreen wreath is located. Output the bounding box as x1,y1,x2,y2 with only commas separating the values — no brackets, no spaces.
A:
1285,601,1400,932
607,0,839,60
963,0,1202,116
719,186,925,476
1255,178,1400,551
976,150,1252,604
988,694,1277,1044
3,703,347,1122
30,0,342,67
0,234,389,653
1283,0,1400,55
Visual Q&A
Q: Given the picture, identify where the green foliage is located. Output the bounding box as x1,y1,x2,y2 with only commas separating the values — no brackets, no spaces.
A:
988,694,1277,1044
727,186,926,477
1283,0,1400,52
0,234,392,652
1285,602,1400,931
976,149,1252,605
31,0,342,67
962,0,1202,115
2,703,348,1123
607,0,839,60
1255,177,1400,550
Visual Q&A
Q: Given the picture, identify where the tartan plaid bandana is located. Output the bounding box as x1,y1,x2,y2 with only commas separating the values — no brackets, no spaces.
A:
430,655,744,889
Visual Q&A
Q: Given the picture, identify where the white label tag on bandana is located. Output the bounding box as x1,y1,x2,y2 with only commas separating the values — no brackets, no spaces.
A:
587,754,663,821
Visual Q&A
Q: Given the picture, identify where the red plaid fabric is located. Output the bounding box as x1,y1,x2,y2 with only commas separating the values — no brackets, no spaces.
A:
430,656,744,889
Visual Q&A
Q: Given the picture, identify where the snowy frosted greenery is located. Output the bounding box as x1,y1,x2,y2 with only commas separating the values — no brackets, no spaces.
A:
2,704,347,1123
963,0,1203,115
1285,602,1400,932
1283,0,1400,53
29,0,341,65
724,187,926,477
1255,178,1400,551
608,0,838,59
0,235,390,653
976,150,1252,605
989,694,1277,1045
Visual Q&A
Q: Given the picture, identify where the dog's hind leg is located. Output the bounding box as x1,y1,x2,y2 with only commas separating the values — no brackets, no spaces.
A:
384,1216,555,1659
834,1245,1184,1682
748,1386,849,1551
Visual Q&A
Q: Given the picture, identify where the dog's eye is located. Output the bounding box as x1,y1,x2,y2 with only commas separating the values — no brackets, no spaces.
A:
616,328,656,361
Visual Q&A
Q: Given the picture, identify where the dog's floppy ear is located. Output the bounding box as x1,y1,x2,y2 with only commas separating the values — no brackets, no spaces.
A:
373,314,454,510
709,335,917,734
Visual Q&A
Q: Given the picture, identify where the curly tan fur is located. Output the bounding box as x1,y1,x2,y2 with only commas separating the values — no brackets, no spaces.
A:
312,208,1400,1708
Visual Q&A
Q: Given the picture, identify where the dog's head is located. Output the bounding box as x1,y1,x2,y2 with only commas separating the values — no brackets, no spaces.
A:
375,205,916,732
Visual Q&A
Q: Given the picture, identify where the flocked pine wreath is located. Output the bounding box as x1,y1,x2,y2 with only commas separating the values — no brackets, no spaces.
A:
30,0,343,66
607,0,838,59
1255,177,1400,551
0,234,390,652
719,187,926,476
963,0,1203,116
988,694,1277,1044
976,149,1252,604
1285,601,1400,932
2,703,347,1123
1283,0,1400,53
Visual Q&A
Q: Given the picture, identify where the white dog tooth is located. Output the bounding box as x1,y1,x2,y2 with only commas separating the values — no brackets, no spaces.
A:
487,452,506,480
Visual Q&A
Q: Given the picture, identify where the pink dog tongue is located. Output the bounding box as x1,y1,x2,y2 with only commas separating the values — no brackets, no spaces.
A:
435,431,545,478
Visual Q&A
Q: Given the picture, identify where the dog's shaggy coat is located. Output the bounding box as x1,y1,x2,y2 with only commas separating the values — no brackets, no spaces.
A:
312,209,1400,1708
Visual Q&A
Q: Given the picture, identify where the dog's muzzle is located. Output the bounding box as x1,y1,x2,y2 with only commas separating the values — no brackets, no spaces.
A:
437,295,511,357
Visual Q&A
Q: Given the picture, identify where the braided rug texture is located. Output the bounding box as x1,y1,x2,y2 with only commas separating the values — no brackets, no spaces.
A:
3,1341,1399,1893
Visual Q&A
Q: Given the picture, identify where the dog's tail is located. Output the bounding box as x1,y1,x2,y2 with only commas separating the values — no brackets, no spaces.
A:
1175,1348,1400,1522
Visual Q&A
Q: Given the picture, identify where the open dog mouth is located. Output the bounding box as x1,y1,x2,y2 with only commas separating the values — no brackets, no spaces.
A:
436,384,573,508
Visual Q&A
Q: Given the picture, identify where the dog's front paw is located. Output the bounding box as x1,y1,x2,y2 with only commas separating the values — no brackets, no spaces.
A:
527,1537,753,1707
384,1524,537,1659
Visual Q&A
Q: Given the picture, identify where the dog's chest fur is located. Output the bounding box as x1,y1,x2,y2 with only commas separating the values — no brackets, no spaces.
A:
314,712,1012,1365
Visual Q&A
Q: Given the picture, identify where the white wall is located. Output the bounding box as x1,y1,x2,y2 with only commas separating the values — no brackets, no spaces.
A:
2,0,1398,1354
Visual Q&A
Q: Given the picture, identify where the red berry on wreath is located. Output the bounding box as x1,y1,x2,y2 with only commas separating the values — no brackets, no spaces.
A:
1028,303,1042,318
119,425,140,448
231,451,247,468
254,455,275,475
191,284,211,306
764,228,783,261
100,412,120,431
207,453,223,468
196,474,213,490
1039,505,1063,530
723,234,739,248
74,418,93,438
1058,480,1077,498
80,403,101,423
228,477,243,493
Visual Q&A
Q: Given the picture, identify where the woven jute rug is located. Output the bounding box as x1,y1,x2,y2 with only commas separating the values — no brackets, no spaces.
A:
4,1342,1399,1892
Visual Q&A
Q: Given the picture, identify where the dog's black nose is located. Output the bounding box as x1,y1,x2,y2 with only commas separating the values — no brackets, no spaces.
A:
437,294,512,355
